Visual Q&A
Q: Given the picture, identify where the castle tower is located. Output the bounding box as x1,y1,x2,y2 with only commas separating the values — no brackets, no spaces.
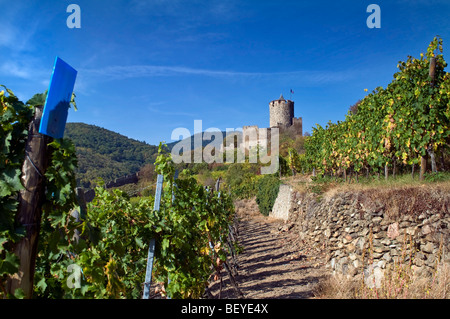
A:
269,94,294,128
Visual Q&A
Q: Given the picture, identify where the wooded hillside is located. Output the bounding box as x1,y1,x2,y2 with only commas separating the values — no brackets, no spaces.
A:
64,122,159,187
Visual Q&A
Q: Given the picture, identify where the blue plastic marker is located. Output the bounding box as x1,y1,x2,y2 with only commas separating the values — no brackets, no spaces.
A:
39,57,77,139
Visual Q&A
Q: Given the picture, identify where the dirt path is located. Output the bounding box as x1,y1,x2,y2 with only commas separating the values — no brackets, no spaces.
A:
208,199,329,299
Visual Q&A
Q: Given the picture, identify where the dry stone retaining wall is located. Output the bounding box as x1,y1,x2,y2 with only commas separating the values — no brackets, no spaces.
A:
81,172,140,203
273,184,450,286
269,184,292,221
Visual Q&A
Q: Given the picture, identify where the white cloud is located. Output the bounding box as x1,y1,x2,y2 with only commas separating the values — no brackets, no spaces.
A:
0,26,15,48
81,64,245,79
148,104,198,117
80,64,356,85
397,0,450,4
129,0,238,20
0,57,49,81
0,18,40,53
1,61,32,79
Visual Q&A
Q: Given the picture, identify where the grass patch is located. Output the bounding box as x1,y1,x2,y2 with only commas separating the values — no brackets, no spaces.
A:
283,172,450,197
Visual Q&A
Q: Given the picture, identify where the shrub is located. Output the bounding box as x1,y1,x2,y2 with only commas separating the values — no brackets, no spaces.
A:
256,174,281,216
225,163,260,199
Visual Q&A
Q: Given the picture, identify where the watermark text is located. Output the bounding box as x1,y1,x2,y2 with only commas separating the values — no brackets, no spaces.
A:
171,120,279,174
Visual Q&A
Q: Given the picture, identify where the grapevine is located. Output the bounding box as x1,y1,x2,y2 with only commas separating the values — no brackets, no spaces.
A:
1,87,79,298
2,86,237,299
303,37,450,179
151,144,236,298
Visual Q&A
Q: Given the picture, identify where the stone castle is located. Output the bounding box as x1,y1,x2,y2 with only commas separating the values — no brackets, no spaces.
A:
238,94,303,151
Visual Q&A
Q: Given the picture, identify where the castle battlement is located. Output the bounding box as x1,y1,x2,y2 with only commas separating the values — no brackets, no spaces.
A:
269,94,295,128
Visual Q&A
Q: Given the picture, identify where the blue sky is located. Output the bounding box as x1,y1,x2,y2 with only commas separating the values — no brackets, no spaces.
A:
1,0,450,145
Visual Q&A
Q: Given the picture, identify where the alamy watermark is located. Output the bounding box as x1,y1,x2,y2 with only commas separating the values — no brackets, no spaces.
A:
67,4,81,29
66,263,82,289
366,4,381,29
65,4,380,29
170,120,279,175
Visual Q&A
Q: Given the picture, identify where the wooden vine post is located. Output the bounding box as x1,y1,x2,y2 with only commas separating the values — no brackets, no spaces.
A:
6,106,52,298
6,57,77,298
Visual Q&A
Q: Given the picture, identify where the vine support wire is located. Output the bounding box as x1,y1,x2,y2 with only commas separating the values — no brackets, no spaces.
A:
166,170,178,300
210,178,243,298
